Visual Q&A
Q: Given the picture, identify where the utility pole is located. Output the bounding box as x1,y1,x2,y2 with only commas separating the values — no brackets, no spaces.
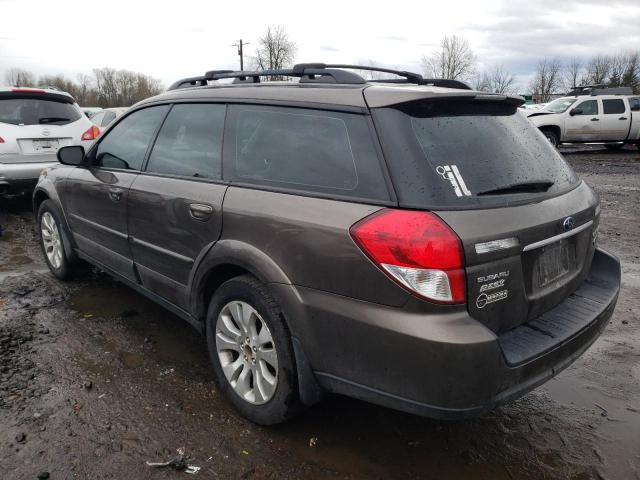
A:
232,39,249,71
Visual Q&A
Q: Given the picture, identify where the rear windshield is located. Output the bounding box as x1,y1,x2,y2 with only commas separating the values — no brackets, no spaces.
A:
373,100,579,209
0,98,82,126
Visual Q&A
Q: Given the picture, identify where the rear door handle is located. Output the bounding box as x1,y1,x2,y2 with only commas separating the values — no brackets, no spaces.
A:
189,203,213,221
590,118,599,121
108,187,123,202
619,117,628,120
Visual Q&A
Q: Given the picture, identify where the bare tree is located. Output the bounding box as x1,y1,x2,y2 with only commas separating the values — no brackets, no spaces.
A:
586,55,611,85
475,65,516,93
421,35,476,80
563,57,583,91
253,25,297,72
621,50,640,93
4,68,35,87
92,68,163,107
530,58,562,103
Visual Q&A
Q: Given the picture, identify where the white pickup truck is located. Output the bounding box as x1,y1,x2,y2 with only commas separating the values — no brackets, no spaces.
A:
526,87,640,149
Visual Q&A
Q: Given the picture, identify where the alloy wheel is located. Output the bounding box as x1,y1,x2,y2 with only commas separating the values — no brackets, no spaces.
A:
41,212,63,269
215,300,278,405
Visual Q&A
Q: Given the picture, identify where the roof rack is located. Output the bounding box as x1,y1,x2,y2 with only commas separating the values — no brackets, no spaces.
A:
167,63,472,91
568,85,633,96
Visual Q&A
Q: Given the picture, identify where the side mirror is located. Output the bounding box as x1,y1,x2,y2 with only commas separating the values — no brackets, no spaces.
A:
631,103,640,112
57,145,85,166
569,108,582,116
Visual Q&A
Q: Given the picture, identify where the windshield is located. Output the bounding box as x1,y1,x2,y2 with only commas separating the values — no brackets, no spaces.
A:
0,98,82,125
541,97,577,113
373,100,579,209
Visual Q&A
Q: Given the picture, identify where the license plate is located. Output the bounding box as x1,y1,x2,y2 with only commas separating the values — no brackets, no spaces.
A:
536,240,574,288
33,139,59,152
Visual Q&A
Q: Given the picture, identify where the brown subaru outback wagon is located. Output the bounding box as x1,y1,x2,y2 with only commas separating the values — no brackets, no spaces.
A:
33,64,621,425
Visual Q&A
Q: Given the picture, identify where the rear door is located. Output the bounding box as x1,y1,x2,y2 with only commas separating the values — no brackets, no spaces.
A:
61,105,170,281
600,98,629,141
564,99,601,141
127,103,227,309
372,98,597,334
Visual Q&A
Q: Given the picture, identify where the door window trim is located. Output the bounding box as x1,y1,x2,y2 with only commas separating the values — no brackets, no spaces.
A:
138,102,228,184
86,103,172,173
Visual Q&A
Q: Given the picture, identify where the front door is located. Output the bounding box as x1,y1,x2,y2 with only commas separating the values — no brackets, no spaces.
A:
127,103,227,309
61,105,170,281
564,99,601,142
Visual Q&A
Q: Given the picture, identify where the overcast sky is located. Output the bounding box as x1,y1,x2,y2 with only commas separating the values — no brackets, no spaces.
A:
0,0,638,92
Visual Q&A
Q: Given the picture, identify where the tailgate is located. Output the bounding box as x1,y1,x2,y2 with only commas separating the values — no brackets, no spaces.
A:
436,182,599,334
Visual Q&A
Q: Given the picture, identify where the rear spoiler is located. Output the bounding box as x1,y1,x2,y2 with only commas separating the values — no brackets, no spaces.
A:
0,88,75,104
363,85,525,108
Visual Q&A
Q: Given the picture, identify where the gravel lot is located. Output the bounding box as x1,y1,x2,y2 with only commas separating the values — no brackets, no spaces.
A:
0,146,638,480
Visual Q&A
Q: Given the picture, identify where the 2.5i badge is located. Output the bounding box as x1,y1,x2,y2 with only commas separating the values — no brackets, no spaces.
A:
476,290,508,309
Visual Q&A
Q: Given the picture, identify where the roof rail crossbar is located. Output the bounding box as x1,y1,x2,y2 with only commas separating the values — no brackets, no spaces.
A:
167,63,471,90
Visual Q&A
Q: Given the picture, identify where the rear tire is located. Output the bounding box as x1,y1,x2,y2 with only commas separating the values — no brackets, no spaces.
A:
541,129,559,148
37,200,84,280
205,275,301,425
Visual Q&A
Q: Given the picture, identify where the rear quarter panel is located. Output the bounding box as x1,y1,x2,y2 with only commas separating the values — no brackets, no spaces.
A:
218,187,410,307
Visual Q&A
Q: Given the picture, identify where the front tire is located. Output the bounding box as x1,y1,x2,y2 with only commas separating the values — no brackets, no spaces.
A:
541,129,559,148
205,275,301,425
37,200,82,280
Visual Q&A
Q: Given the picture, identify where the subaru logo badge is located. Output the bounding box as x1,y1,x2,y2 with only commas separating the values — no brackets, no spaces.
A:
563,217,575,232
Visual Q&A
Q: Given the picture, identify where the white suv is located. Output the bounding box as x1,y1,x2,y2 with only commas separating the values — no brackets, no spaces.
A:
0,87,100,195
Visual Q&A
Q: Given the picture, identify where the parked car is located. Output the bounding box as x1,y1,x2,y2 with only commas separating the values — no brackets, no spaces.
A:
33,64,621,425
90,107,128,130
0,87,100,195
526,87,640,148
81,107,102,118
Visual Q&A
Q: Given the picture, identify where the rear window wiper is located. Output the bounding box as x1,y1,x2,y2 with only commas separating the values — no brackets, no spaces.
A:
39,117,70,124
476,180,555,196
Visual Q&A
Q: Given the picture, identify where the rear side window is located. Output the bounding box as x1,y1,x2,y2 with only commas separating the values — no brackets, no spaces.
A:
602,99,625,114
374,101,579,209
0,98,81,125
147,103,225,179
95,105,169,171
229,105,390,201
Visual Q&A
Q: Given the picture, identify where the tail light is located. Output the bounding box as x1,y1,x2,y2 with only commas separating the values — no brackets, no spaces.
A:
0,136,4,143
350,209,466,304
81,125,100,141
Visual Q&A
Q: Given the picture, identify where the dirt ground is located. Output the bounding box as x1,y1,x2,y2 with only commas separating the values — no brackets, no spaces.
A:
0,146,638,480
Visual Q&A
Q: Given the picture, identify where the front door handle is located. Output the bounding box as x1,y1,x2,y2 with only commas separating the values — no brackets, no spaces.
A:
619,117,628,120
189,203,213,221
590,118,599,121
108,187,123,202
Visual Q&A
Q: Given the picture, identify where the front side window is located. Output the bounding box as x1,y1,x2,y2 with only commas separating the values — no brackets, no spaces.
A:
602,99,625,115
230,105,389,200
575,100,598,115
94,105,169,171
147,103,225,179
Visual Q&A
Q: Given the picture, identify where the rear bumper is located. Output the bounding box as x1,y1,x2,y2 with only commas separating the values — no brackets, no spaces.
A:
274,248,620,419
0,156,57,193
